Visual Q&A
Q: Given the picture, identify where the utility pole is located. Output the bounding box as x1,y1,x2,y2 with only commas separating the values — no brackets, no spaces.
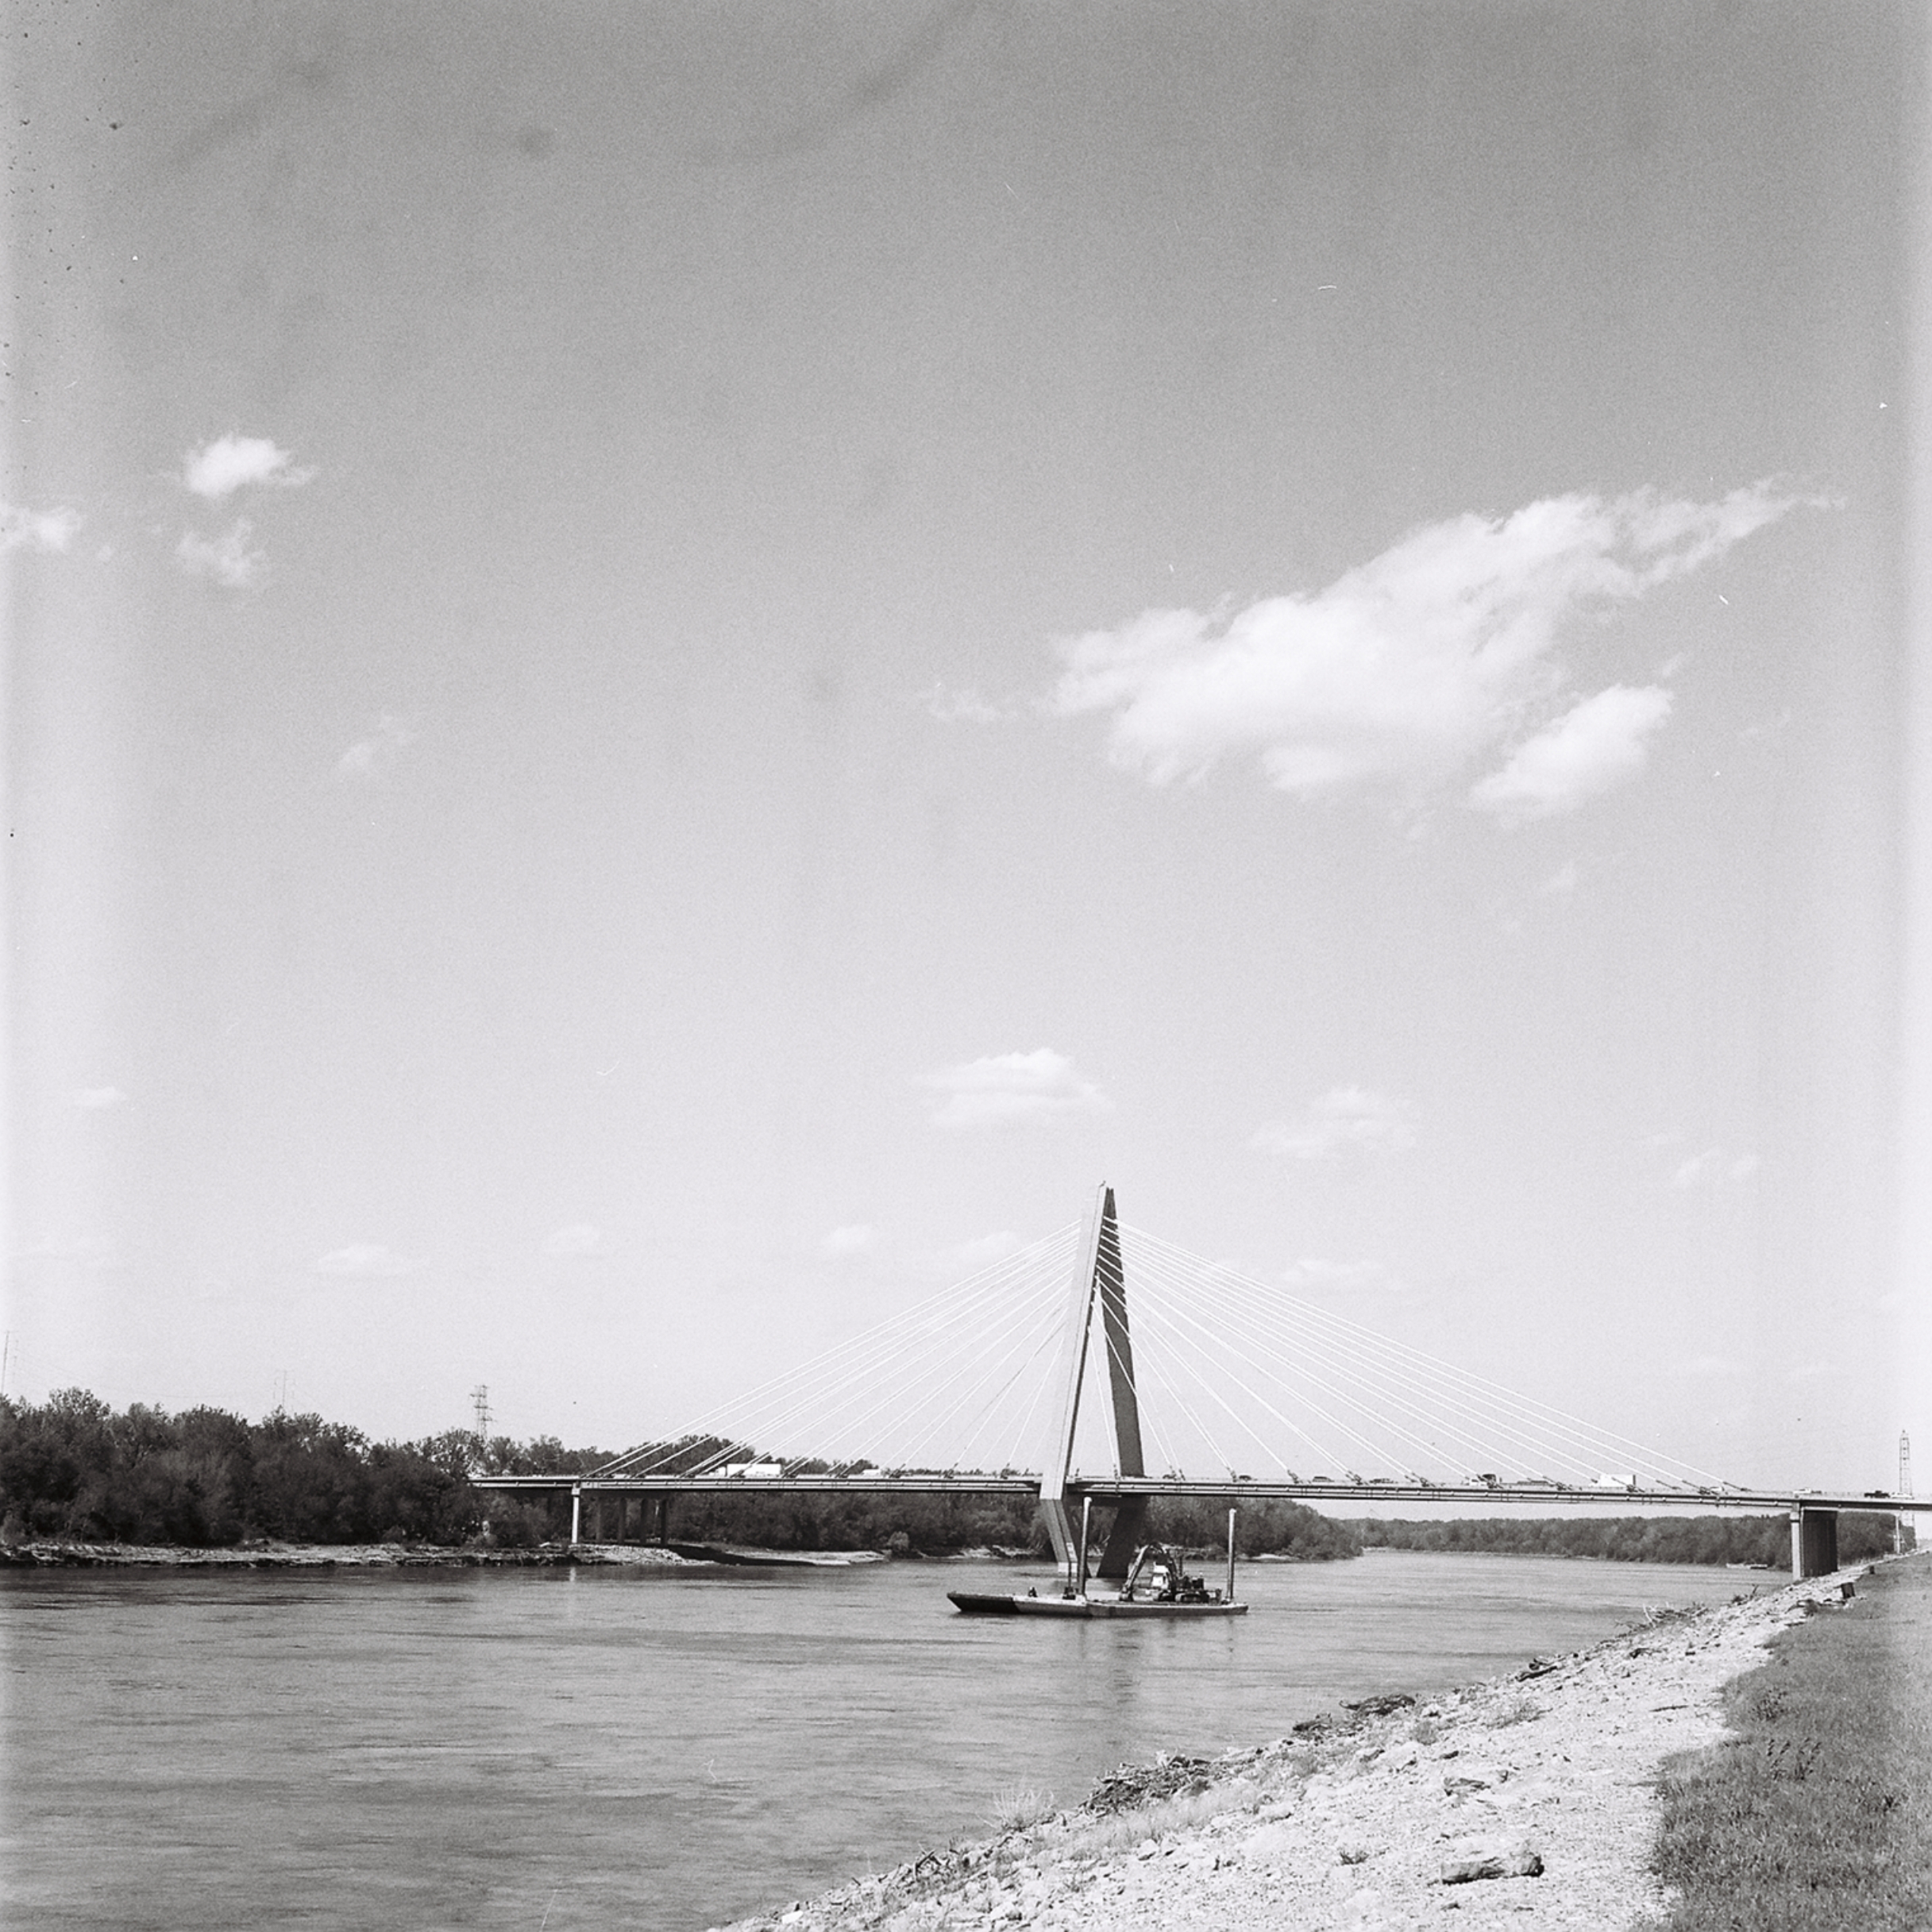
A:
471,1384,492,1440
1900,1431,1914,1555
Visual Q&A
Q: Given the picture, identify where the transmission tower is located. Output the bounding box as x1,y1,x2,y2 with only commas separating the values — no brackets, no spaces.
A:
1903,1430,1914,1498
471,1384,492,1440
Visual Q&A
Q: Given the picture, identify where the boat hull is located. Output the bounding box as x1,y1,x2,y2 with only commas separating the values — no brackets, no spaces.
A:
946,1591,1248,1619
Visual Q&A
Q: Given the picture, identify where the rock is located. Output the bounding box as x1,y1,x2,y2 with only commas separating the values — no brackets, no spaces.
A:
1337,1841,1377,1865
1443,1762,1506,1796
1240,1822,1298,1865
1343,1691,1416,1718
1436,1839,1544,1884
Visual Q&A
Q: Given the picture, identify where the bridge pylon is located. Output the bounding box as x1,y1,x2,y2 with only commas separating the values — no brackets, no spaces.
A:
1039,1185,1148,1583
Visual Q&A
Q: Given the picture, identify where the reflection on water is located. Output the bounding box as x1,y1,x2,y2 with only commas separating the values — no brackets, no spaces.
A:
2,1549,1733,1931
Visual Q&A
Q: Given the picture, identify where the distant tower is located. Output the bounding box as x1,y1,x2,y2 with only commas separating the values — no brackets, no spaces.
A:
1903,1431,1914,1498
471,1384,492,1440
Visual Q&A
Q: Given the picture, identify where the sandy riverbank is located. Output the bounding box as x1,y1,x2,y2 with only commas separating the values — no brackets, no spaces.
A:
723,1561,1880,1932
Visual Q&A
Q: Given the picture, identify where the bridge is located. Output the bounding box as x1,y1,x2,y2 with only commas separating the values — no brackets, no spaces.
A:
475,1186,1924,1582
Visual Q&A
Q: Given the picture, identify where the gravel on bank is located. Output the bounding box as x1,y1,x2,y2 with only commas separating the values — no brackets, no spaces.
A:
0,1537,698,1568
721,1561,1884,1932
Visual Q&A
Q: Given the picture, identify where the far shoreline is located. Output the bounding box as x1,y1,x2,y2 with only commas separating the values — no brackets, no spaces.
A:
0,1537,889,1571
4,1535,1791,1576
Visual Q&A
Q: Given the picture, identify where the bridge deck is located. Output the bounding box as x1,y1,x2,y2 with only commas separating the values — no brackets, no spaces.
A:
468,1473,1927,1513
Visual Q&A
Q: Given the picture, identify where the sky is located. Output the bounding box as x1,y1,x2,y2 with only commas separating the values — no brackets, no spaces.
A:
6,2,1927,1494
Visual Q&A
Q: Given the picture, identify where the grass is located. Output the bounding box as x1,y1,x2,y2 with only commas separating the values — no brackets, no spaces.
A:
1652,1552,1932,1930
985,1786,1059,1835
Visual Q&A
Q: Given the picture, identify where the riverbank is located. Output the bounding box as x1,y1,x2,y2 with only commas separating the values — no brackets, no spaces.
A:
0,1535,903,1569
723,1560,1895,1932
0,1537,693,1568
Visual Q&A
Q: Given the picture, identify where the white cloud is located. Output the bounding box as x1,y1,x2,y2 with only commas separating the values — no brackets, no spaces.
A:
2,502,81,553
924,1230,1024,1278
177,519,264,590
924,1048,1109,1129
70,1086,127,1109
1541,860,1579,897
1672,1147,1726,1188
924,682,1006,723
20,1232,118,1269
1251,1086,1417,1159
1468,684,1673,820
1664,1353,1745,1379
542,1222,608,1259
1281,1256,1388,1294
819,1223,881,1259
1050,481,1808,805
314,1243,421,1278
1670,1146,1759,1189
337,714,417,781
181,434,314,499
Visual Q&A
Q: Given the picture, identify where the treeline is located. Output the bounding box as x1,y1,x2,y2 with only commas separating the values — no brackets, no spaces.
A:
0,1390,611,1548
1352,1514,1909,1567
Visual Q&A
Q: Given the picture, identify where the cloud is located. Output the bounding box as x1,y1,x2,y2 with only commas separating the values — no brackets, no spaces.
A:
924,1048,1110,1129
924,682,1006,723
2,502,81,553
181,434,314,499
1670,1147,1759,1189
177,519,264,590
1540,860,1580,897
924,1230,1024,1278
337,715,417,780
314,1243,421,1278
1469,684,1672,820
1251,1086,1417,1159
1050,481,1809,806
542,1222,607,1259
19,1232,118,1269
70,1086,127,1110
1664,1353,1745,1379
819,1224,881,1259
1281,1257,1389,1294
1672,1147,1724,1187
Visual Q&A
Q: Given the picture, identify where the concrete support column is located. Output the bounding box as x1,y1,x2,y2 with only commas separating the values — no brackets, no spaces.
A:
1791,1506,1840,1577
569,1484,581,1546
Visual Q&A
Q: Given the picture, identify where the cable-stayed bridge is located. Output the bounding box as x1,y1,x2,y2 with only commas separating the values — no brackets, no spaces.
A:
475,1187,1922,1579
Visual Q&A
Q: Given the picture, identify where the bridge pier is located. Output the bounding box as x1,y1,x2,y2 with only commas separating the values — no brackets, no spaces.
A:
569,1483,581,1545
1095,1495,1148,1579
1790,1507,1838,1579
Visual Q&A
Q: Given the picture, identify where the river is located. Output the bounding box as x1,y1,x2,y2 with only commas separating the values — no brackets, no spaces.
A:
1,1549,1746,1931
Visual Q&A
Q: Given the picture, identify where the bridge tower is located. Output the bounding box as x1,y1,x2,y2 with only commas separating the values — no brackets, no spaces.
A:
1038,1184,1150,1583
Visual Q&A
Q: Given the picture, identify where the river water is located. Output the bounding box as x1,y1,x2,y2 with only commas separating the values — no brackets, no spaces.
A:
2,1549,1741,1931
